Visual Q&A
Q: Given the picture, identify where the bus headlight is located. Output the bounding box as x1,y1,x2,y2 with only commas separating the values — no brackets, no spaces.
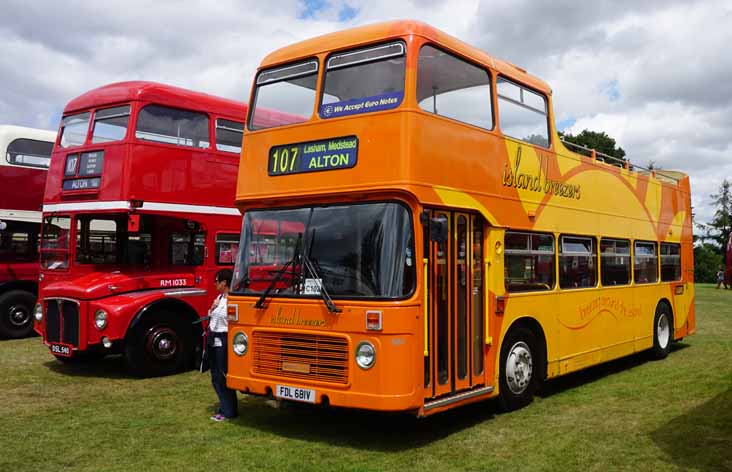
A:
355,341,376,370
34,304,43,322
94,310,108,330
232,332,248,356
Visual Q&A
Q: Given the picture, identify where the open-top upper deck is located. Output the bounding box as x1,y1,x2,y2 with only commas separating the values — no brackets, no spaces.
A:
44,82,246,216
238,20,691,244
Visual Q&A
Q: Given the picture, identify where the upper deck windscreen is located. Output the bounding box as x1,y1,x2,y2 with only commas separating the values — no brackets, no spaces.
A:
249,60,318,130
319,41,405,119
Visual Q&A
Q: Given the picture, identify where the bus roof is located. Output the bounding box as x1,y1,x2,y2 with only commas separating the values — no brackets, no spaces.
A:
260,20,551,95
63,81,246,118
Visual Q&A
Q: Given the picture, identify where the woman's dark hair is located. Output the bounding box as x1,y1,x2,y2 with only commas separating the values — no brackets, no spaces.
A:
215,269,233,288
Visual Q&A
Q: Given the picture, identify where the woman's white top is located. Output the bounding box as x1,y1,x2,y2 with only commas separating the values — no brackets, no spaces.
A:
209,293,228,333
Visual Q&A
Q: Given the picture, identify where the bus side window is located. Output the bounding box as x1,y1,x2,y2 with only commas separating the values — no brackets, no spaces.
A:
660,243,681,282
6,138,53,168
504,231,555,292
416,44,493,130
559,235,597,289
215,119,244,153
136,105,210,149
600,238,631,286
634,241,658,284
170,233,205,265
497,77,549,147
215,233,240,265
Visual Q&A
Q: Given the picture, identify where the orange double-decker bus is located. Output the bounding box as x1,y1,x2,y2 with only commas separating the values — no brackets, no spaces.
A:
227,21,694,416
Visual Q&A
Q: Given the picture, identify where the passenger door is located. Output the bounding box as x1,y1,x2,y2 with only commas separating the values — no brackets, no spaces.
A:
424,210,485,399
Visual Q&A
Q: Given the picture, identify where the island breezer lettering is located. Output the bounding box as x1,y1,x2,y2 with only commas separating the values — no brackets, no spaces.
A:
268,136,358,176
502,147,582,200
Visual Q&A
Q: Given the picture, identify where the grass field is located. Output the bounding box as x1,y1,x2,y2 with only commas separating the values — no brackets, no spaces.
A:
2,284,730,471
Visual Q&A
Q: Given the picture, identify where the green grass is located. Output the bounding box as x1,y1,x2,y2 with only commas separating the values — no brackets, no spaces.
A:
2,284,730,471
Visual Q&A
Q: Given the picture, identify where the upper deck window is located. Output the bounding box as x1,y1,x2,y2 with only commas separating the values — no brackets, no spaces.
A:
417,45,493,129
250,60,318,130
6,138,53,168
60,112,91,148
91,105,131,144
215,119,244,153
497,78,549,147
320,41,405,119
136,105,209,149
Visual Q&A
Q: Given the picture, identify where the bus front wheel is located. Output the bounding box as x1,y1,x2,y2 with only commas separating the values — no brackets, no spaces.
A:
652,303,673,359
0,290,36,339
498,327,541,412
125,312,192,377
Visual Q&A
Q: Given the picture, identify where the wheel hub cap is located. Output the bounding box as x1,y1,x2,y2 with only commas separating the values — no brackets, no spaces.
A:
8,305,30,327
657,314,670,349
506,341,533,395
146,327,178,360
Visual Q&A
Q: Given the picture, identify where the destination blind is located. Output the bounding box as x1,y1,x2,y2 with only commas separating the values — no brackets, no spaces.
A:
268,136,358,176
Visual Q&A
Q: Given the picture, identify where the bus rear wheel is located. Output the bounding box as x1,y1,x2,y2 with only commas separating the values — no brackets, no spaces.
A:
125,312,192,377
652,303,673,359
0,290,36,339
498,327,541,412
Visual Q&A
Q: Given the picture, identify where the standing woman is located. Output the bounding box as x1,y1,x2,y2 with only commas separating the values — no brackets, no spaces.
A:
208,269,238,421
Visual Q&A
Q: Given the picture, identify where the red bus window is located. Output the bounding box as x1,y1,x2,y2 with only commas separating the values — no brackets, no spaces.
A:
136,105,209,149
91,105,131,144
59,112,91,148
216,234,239,265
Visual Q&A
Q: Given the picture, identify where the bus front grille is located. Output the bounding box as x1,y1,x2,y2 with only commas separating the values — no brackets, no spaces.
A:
44,299,80,347
252,331,349,385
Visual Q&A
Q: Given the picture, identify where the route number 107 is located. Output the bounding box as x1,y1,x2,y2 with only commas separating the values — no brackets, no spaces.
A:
271,147,300,174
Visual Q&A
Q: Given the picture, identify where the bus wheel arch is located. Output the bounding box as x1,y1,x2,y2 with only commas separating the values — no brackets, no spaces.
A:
124,299,200,377
497,317,547,412
652,299,673,359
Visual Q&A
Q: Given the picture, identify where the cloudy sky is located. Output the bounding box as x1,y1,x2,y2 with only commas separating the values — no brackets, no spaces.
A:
2,0,730,225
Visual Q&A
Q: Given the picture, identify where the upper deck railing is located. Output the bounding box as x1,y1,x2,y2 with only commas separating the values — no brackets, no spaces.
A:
560,139,681,184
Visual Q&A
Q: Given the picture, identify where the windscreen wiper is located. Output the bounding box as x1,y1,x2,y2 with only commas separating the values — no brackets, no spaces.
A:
254,233,302,309
301,226,341,314
301,253,341,313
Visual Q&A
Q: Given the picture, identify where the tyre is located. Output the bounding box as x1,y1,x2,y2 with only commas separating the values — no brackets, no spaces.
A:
651,303,673,359
498,327,541,412
124,311,192,377
0,290,37,339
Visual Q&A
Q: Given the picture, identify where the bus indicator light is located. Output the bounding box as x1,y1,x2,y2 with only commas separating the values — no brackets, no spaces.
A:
366,310,382,331
496,296,506,314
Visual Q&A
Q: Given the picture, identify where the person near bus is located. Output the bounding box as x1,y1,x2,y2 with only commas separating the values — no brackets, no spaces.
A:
208,269,238,421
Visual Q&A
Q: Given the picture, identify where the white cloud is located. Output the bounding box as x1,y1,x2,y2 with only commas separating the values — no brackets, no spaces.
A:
1,0,730,227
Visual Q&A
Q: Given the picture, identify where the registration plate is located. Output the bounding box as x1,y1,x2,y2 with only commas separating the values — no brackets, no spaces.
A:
49,343,73,357
275,384,316,403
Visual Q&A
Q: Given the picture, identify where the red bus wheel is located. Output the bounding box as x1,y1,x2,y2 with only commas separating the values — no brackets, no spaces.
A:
0,290,36,339
125,311,192,377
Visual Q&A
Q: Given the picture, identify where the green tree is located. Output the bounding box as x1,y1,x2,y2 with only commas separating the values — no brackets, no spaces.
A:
706,179,732,253
560,129,626,160
694,243,723,283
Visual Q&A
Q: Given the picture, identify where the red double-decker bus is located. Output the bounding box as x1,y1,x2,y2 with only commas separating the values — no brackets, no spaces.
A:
1,125,56,339
34,82,246,376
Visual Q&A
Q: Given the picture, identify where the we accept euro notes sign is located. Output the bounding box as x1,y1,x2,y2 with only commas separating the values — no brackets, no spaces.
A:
319,91,403,119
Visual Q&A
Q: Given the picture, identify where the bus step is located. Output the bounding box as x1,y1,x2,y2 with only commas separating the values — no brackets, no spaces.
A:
424,385,494,412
